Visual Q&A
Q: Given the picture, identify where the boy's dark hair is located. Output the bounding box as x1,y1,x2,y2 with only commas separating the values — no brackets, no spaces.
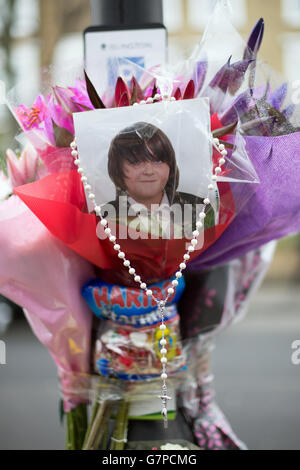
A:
108,122,179,200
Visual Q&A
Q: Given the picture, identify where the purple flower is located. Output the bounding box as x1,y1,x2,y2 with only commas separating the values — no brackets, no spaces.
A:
269,83,287,110
243,18,264,60
208,57,252,95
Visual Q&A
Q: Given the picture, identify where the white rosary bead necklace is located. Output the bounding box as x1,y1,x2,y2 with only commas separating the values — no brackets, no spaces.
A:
70,93,227,428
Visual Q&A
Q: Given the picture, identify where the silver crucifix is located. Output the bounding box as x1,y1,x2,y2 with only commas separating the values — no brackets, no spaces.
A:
158,386,172,429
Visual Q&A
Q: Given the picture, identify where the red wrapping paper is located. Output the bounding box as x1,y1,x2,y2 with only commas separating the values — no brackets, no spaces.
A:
15,114,235,285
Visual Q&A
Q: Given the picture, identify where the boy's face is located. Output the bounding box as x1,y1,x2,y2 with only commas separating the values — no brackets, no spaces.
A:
122,159,170,204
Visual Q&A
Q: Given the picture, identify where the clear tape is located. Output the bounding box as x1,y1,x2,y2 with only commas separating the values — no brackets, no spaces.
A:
110,427,128,444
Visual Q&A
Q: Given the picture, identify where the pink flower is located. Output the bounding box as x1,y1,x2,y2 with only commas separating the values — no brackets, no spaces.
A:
68,79,94,109
6,144,47,188
15,94,55,146
49,84,93,135
15,94,47,131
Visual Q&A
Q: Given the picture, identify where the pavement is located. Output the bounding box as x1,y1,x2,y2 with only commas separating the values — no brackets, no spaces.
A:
0,282,299,450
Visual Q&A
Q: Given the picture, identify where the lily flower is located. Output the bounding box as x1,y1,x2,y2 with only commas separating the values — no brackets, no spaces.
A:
68,79,94,109
243,18,264,61
50,86,91,135
220,90,252,125
15,94,47,131
15,94,55,146
6,144,46,188
183,80,195,99
129,76,144,104
208,57,253,95
114,77,130,107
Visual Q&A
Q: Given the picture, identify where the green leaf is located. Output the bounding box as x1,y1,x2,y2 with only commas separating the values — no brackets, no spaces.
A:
59,398,65,425
65,403,88,450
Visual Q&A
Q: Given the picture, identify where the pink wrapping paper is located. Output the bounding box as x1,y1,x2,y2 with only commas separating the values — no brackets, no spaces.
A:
0,195,95,411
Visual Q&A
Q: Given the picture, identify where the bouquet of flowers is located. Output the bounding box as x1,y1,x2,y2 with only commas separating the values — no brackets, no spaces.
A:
1,1,300,450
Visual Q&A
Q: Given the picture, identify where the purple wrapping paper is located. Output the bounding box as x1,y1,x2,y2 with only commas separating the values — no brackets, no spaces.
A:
190,132,300,270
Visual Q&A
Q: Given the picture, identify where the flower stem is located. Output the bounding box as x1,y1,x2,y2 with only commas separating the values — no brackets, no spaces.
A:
100,421,110,450
65,403,88,450
83,399,114,450
93,401,114,450
83,399,107,450
110,399,130,450
82,397,99,449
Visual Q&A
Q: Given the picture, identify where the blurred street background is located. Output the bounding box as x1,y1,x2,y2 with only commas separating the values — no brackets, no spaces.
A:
0,0,299,450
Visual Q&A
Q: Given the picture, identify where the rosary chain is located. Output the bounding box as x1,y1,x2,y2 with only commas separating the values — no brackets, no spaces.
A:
70,93,227,427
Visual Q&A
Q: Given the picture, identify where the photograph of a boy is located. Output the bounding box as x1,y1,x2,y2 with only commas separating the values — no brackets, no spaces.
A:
101,121,215,238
